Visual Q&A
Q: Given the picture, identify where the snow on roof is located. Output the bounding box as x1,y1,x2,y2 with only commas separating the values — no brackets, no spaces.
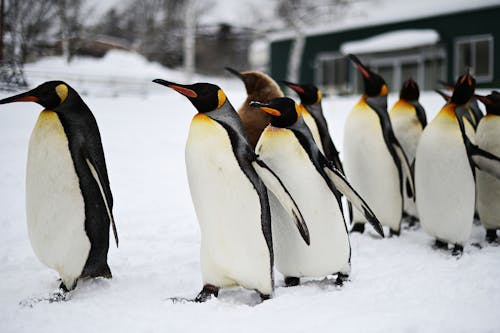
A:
269,0,500,42
340,29,439,54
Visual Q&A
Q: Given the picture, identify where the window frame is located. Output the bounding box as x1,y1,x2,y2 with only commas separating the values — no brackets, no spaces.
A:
454,34,494,83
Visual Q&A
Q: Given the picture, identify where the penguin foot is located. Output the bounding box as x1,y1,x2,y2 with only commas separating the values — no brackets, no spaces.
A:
432,239,448,250
258,292,271,302
451,244,464,257
59,279,77,293
194,284,219,303
486,229,498,243
389,229,400,237
284,276,300,287
334,273,349,287
48,288,70,303
350,223,365,234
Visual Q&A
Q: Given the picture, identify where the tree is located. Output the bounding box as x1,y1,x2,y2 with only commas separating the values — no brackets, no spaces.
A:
276,0,356,82
3,0,57,63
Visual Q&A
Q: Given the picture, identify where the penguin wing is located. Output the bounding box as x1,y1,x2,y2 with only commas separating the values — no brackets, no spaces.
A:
322,164,384,237
457,122,500,180
412,101,427,129
367,98,415,199
252,159,310,245
83,150,119,247
393,142,415,199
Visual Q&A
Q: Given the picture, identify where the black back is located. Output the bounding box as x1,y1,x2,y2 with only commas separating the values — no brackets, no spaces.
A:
54,89,113,278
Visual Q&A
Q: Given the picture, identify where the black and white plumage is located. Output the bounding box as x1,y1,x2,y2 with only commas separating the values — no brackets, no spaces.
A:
0,81,117,291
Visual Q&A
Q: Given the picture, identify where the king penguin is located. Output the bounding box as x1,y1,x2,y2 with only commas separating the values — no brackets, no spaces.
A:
415,72,477,255
152,79,309,302
251,97,383,287
389,78,427,224
225,67,284,149
0,81,118,293
344,54,414,236
475,92,500,243
281,80,353,223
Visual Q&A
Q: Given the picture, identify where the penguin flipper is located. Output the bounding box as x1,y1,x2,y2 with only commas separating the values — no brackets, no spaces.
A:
392,142,415,200
466,141,500,180
412,101,427,129
322,164,384,237
252,159,310,245
83,152,119,247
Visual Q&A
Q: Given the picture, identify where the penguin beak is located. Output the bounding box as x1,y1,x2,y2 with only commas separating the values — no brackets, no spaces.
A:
224,67,244,81
249,101,281,116
153,79,198,98
434,89,451,102
281,80,305,94
438,79,454,91
460,70,473,86
0,90,40,104
348,54,371,79
475,94,491,105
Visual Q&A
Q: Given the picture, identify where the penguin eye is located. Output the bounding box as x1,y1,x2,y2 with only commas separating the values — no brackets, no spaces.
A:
55,84,68,104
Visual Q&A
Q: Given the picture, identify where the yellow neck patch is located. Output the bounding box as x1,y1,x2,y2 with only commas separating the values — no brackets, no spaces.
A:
380,84,388,96
316,90,323,104
296,104,304,118
217,89,227,109
55,84,68,104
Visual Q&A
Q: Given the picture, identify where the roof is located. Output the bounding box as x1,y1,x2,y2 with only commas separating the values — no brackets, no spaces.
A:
340,29,440,54
269,0,500,42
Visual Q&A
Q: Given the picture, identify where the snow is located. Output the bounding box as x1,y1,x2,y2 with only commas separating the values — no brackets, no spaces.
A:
1,53,500,332
340,29,440,55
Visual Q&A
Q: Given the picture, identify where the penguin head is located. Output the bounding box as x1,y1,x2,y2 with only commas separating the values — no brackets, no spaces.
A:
281,80,322,105
225,67,283,101
450,70,476,105
249,97,300,128
399,78,420,101
476,91,500,116
153,79,227,113
348,54,388,97
0,81,72,110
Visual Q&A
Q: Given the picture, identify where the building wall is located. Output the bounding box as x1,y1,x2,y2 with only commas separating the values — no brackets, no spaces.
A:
270,5,500,88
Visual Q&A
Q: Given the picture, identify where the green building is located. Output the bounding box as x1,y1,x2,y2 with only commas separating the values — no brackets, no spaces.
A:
269,2,500,94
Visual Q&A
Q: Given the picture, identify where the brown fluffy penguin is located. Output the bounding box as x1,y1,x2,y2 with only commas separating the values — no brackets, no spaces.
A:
225,67,284,148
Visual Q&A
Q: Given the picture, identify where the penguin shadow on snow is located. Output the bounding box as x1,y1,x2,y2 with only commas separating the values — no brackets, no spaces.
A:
19,277,112,308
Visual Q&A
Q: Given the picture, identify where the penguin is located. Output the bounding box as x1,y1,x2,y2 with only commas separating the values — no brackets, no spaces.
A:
474,92,500,242
225,67,284,149
152,79,309,302
281,80,354,224
389,78,427,225
251,97,383,287
344,54,414,236
438,79,483,128
0,81,118,294
415,72,477,255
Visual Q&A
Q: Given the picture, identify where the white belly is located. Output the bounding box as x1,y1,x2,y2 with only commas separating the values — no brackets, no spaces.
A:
415,110,475,245
390,105,424,218
343,103,402,231
475,116,500,229
26,111,90,287
257,127,350,278
185,114,272,294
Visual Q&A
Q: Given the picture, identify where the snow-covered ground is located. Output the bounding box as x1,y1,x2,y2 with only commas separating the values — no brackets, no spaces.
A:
1,54,499,332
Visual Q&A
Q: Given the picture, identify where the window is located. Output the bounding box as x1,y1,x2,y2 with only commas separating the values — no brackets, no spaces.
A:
455,35,493,82
315,53,350,94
